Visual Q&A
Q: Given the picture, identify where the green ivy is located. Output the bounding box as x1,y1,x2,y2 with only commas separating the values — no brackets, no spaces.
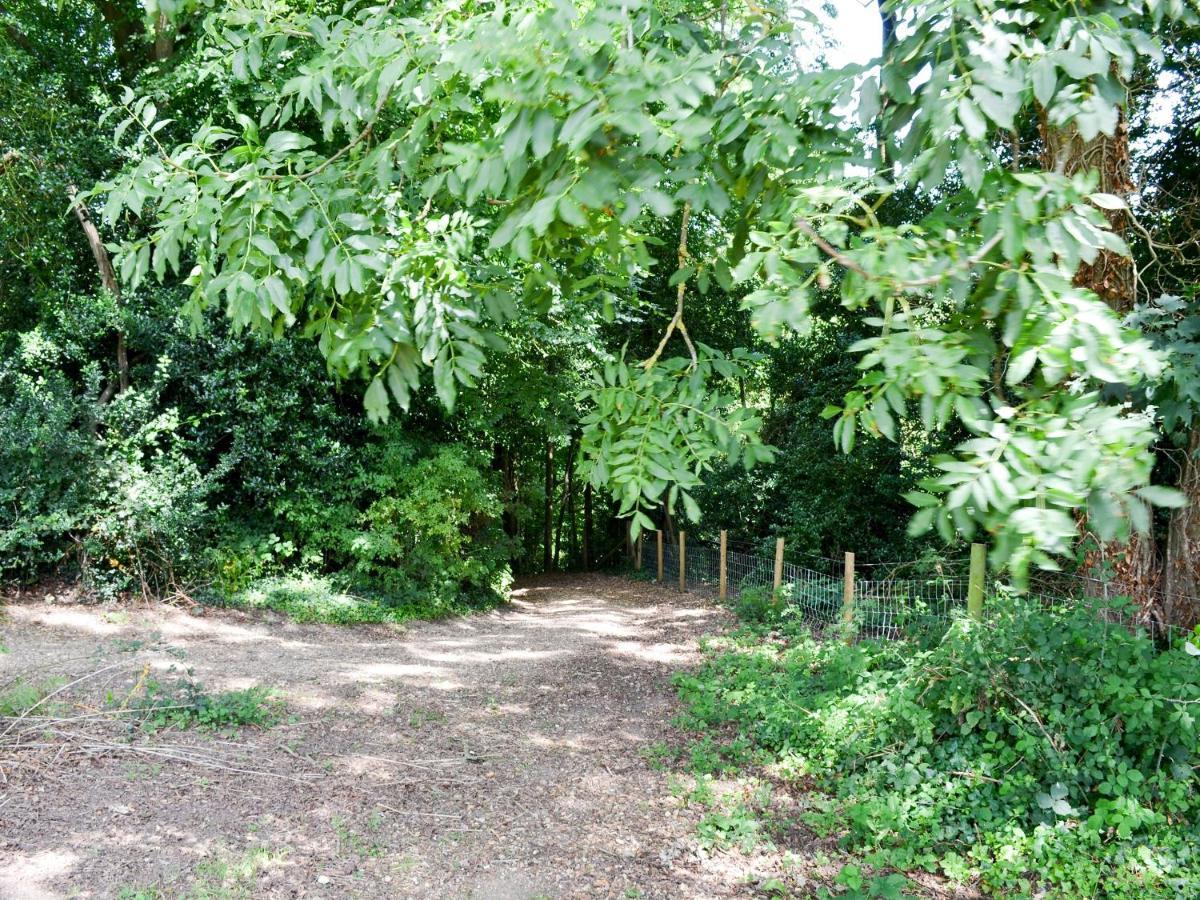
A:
675,602,1200,896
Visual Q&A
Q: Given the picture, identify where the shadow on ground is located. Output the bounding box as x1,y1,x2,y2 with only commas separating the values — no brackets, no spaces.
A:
0,574,792,899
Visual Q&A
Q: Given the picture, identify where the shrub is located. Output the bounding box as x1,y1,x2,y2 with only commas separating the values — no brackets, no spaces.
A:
82,386,216,598
272,430,513,610
0,341,97,578
675,601,1200,896
118,675,281,734
0,336,216,595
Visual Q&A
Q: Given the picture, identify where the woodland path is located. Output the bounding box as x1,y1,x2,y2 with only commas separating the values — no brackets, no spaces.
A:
0,574,798,899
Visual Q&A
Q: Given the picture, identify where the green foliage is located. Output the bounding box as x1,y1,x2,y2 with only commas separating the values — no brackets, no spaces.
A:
96,0,1199,575
230,572,495,625
675,603,1200,896
730,585,780,627
0,343,96,577
7,0,1200,605
84,389,216,597
0,333,215,592
118,675,281,734
265,431,513,608
821,866,910,900
696,802,773,854
580,348,772,535
0,677,65,717
344,437,511,600
691,319,946,562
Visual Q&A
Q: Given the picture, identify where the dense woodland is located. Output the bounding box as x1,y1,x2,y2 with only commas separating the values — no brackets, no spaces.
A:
4,0,1199,623
3,0,1200,895
0,0,956,615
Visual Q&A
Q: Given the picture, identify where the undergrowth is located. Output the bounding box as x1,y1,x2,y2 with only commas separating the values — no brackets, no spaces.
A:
113,670,282,735
0,676,65,716
672,597,1200,897
215,572,504,625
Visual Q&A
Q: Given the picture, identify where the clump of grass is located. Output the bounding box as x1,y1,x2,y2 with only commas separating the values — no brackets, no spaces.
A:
0,676,65,717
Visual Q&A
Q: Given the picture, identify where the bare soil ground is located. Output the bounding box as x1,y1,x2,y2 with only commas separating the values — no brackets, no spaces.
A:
0,574,824,899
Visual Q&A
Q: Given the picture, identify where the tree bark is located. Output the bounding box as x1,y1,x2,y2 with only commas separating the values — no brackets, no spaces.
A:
1164,430,1200,630
68,184,128,399
1040,115,1136,305
553,436,577,568
583,483,592,569
153,12,174,61
543,441,554,572
1040,111,1163,622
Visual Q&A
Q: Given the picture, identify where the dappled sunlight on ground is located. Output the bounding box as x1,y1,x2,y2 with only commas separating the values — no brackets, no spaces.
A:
606,638,697,664
0,850,77,899
1,574,752,897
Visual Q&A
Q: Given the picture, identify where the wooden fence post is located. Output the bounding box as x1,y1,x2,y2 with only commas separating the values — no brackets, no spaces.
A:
968,543,986,620
678,531,687,592
656,530,664,582
635,532,643,570
841,551,856,638
772,537,785,599
719,530,728,600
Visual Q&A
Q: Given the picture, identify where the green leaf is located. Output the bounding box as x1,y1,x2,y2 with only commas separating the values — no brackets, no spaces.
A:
681,491,700,523
1089,192,1127,210
1031,57,1057,107
363,377,389,423
904,492,938,509
531,111,556,159
957,99,988,141
1136,485,1186,508
264,131,314,153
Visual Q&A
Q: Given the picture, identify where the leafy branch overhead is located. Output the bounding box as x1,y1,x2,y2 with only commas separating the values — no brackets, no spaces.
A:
97,0,1198,571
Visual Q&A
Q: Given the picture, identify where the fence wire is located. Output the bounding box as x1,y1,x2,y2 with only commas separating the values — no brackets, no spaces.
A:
634,534,1200,644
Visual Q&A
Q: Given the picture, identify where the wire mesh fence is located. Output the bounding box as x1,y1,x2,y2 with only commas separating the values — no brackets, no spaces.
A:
633,531,1200,646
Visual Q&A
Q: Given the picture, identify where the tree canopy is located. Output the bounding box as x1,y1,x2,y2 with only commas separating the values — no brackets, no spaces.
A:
90,0,1199,579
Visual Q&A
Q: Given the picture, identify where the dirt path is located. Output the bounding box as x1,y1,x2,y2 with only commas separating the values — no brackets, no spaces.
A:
0,574,779,899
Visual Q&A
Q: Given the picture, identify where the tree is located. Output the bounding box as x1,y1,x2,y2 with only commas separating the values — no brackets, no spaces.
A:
95,0,1199,583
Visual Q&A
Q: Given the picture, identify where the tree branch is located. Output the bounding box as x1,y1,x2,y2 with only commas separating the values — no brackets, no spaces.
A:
68,184,128,397
642,201,696,370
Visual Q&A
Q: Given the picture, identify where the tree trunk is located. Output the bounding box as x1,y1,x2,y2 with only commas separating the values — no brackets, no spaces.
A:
583,483,592,569
1039,115,1135,306
154,13,174,61
543,441,554,572
1040,112,1163,622
553,437,576,568
1164,429,1200,630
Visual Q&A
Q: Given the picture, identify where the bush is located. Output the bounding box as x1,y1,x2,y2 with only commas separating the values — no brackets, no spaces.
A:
675,601,1200,896
0,339,97,578
84,391,215,598
731,584,779,625
0,338,215,593
272,430,513,610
